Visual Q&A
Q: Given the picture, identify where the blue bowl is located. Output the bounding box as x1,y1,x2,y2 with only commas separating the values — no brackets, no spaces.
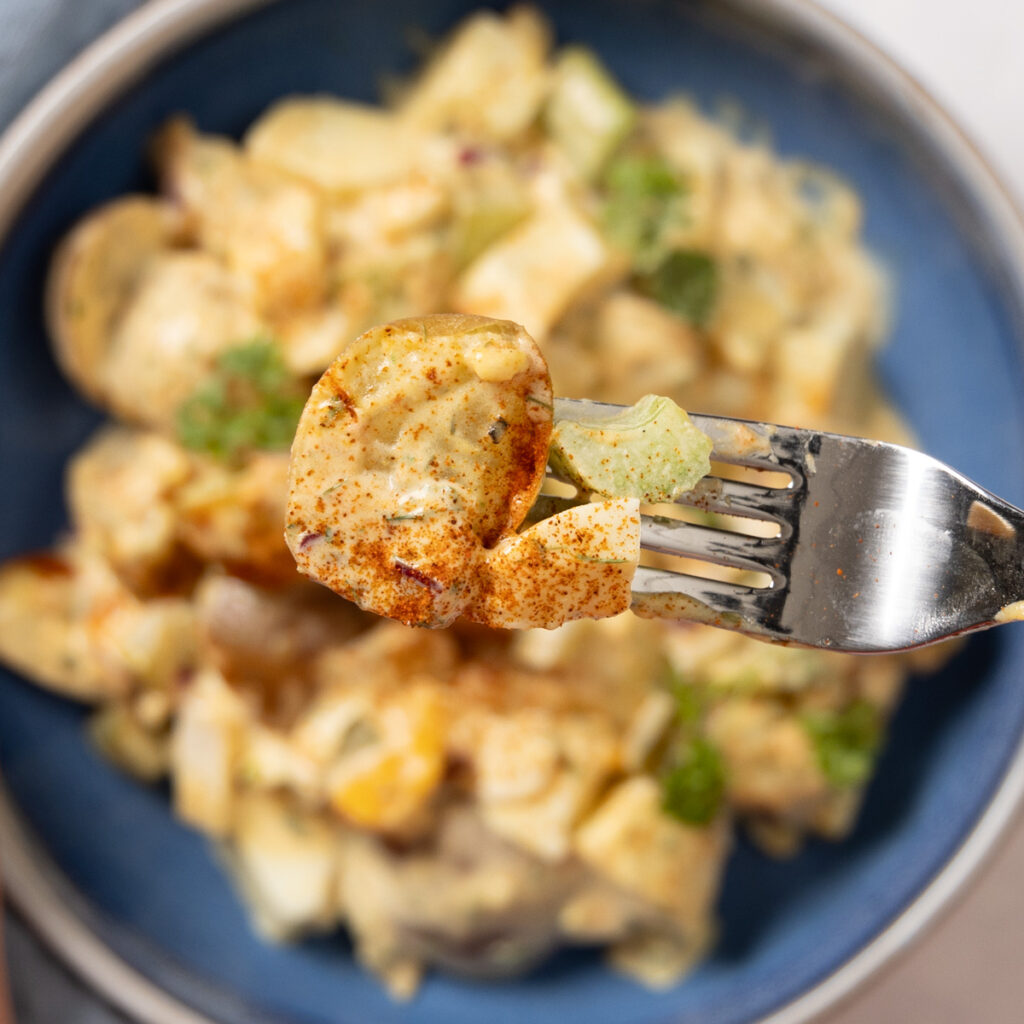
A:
2,2,1024,1022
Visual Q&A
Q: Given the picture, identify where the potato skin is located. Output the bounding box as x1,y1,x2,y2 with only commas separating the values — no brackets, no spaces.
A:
45,196,182,403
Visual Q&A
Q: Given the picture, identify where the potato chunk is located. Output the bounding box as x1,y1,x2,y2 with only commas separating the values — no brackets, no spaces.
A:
0,552,108,700
175,450,295,583
287,314,642,629
171,668,247,835
471,499,640,629
286,314,552,627
45,196,182,402
67,426,192,594
102,252,263,430
574,777,729,931
452,202,620,342
246,98,431,195
155,118,327,319
397,7,551,142
230,793,342,939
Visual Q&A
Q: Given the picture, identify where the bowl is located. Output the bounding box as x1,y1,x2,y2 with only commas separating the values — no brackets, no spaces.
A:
2,1,1024,1022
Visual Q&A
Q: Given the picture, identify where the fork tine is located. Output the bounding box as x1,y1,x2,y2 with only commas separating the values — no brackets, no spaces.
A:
678,476,797,528
641,514,786,583
630,567,777,635
688,411,809,472
533,493,787,583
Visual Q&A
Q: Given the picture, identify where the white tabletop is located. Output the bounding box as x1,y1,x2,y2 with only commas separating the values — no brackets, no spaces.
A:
823,0,1024,210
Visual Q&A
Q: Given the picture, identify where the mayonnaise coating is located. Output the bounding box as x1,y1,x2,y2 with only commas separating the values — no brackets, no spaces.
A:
286,314,639,628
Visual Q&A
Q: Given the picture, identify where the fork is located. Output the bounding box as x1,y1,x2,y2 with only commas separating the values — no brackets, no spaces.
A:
546,397,1024,653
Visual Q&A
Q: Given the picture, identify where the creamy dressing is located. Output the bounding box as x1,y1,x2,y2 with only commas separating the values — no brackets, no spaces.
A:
287,313,640,629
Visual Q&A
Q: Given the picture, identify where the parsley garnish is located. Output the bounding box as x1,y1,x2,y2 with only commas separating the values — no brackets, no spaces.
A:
672,676,703,727
640,248,718,327
661,737,726,826
601,154,687,271
657,662,726,825
802,699,882,788
601,154,718,325
177,340,305,462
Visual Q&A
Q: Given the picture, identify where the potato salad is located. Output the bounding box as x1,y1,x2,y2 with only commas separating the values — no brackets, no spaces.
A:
0,5,951,999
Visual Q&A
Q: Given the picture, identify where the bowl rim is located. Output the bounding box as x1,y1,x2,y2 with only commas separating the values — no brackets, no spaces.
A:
2,1,1024,1022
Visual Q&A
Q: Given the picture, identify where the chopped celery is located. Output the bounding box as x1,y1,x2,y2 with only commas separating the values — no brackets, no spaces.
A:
544,46,636,178
549,393,712,502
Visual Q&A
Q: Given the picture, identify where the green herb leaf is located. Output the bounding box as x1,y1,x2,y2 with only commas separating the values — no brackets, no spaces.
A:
601,154,688,271
661,736,726,826
640,249,718,327
177,340,305,462
802,699,882,789
600,154,718,324
659,658,705,725
605,153,682,200
672,676,704,727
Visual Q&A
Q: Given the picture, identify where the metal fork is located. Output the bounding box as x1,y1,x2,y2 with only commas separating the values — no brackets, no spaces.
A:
548,397,1024,653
